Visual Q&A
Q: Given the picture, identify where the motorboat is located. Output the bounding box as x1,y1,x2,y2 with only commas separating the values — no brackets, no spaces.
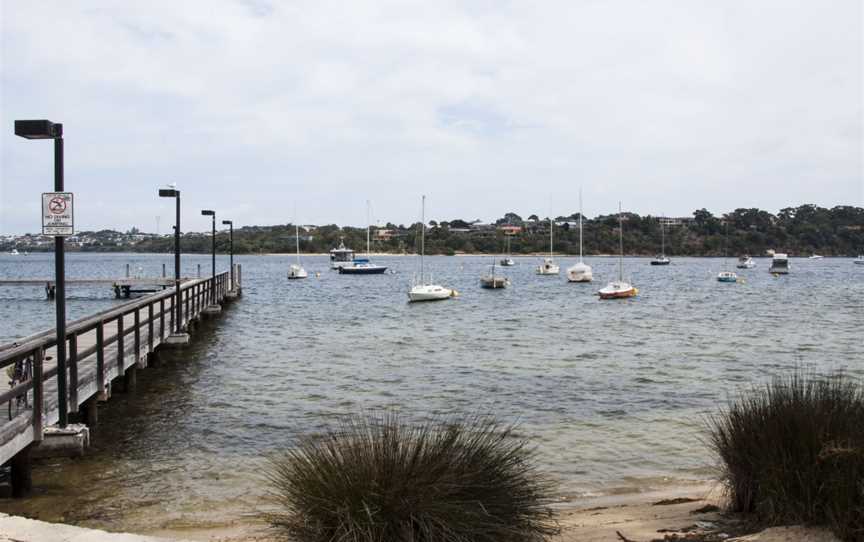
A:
536,217,559,275
329,239,354,270
650,217,671,265
408,196,454,302
736,255,756,269
717,271,738,283
339,201,388,275
854,255,864,265
808,254,823,260
769,253,790,274
8,249,20,255
481,259,510,289
598,202,637,300
287,224,308,280
567,189,593,282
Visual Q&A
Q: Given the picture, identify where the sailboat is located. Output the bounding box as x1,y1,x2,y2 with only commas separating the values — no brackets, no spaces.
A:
409,196,455,302
536,216,560,275
598,202,637,299
855,255,864,265
481,257,510,289
717,224,738,283
650,216,671,265
287,223,308,279
339,201,388,275
500,235,515,266
567,189,593,282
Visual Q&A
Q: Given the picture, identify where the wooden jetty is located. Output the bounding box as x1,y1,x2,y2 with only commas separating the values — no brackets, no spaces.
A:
0,265,242,497
0,278,187,299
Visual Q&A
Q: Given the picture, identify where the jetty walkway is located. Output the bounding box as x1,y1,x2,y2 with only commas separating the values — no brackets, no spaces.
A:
0,266,242,497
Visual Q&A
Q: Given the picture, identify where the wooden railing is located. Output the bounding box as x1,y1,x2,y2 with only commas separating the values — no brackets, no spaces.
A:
0,266,239,446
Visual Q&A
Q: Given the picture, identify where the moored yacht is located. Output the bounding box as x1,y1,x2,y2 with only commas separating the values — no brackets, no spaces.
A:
736,255,756,269
598,202,637,299
481,259,510,289
500,235,515,266
339,201,388,275
769,253,790,274
536,217,559,275
408,196,455,302
329,239,355,270
855,256,864,265
567,189,592,282
650,217,670,265
287,224,308,280
717,271,738,283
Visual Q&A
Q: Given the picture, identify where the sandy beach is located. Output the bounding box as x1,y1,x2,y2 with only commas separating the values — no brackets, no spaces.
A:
2,483,836,542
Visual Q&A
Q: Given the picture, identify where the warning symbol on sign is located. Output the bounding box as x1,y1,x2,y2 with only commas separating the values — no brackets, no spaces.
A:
42,192,74,236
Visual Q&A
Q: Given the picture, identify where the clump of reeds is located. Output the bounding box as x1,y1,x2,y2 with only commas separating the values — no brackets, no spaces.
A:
265,413,559,542
708,372,864,541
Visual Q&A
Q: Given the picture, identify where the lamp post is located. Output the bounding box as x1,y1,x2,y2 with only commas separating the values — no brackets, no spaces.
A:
14,119,68,427
159,187,182,334
201,210,216,305
222,220,233,291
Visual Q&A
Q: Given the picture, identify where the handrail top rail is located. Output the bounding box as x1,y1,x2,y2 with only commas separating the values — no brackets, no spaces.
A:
0,272,229,366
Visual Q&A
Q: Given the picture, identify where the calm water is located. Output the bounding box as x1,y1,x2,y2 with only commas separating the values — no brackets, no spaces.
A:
0,252,862,534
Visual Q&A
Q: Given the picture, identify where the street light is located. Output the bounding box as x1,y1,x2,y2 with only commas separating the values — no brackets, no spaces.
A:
201,210,216,305
222,220,234,291
14,119,69,428
159,187,183,335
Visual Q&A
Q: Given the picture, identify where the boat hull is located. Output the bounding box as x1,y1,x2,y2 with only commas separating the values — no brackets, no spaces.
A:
598,281,637,299
480,277,509,289
536,266,560,275
650,260,670,266
567,263,593,283
408,285,453,302
339,265,388,275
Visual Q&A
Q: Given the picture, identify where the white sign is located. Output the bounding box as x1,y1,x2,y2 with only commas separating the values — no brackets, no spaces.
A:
42,192,74,236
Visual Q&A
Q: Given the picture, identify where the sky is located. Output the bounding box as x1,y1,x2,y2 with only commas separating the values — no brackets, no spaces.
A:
1,0,862,234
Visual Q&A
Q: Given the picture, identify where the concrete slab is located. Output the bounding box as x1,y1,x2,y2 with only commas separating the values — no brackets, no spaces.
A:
0,512,194,541
161,333,190,346
32,424,90,458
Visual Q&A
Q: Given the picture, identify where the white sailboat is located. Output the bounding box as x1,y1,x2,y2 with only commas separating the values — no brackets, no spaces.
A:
481,258,510,289
598,202,637,299
717,224,738,283
536,215,560,275
567,189,593,282
409,196,455,302
500,235,515,266
650,217,671,265
287,223,308,279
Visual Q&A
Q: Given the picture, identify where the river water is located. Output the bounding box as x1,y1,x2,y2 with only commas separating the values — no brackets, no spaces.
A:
0,252,861,534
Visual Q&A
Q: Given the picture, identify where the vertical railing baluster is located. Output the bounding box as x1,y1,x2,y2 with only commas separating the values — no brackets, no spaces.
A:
160,298,166,341
32,347,44,442
148,303,155,352
134,307,141,365
117,313,125,375
96,321,105,395
68,333,78,414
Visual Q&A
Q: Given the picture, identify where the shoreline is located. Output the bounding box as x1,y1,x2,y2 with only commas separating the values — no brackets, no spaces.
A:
0,482,839,542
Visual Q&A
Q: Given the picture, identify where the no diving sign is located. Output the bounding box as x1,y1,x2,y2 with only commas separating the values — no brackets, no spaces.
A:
42,192,74,236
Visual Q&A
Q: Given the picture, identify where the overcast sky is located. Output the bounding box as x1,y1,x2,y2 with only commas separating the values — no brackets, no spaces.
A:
1,0,861,234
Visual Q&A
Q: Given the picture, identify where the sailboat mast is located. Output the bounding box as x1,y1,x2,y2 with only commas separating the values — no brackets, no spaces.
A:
618,202,624,282
579,188,584,263
420,195,425,281
295,224,301,264
549,216,553,257
366,200,371,257
660,216,665,256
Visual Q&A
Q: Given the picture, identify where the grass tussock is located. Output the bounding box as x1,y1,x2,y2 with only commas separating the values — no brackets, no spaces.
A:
265,413,559,542
708,372,864,541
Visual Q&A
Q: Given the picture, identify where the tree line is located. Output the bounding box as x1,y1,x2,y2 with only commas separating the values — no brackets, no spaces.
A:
17,204,864,257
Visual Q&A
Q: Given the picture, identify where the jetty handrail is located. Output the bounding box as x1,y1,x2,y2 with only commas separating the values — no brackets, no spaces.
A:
0,268,236,369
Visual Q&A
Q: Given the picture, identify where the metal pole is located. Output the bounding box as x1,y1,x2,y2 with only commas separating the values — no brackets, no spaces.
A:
54,135,68,428
211,215,216,305
174,193,181,334
229,224,234,290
